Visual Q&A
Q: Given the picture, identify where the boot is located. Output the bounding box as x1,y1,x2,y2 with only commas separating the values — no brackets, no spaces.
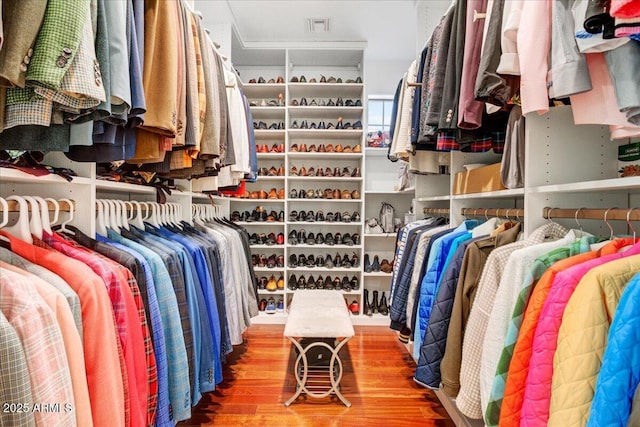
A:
372,290,379,314
364,289,373,316
371,255,381,272
378,292,389,316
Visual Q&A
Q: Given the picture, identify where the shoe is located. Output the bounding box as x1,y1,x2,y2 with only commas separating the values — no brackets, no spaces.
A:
307,275,316,289
353,144,362,153
371,255,381,272
277,76,284,83
380,259,393,274
300,143,308,152
350,275,359,290
315,189,323,199
290,210,298,221
289,254,298,268
327,76,337,83
335,144,344,153
325,233,335,246
342,211,352,223
316,255,325,268
288,274,298,290
333,189,341,199
364,254,372,273
308,166,316,176
352,233,361,245
342,189,352,199
306,254,316,268
297,229,307,243
336,117,344,130
290,143,299,152
333,277,342,289
278,211,285,222
348,300,360,315
342,233,353,246
352,212,361,223
350,253,359,268
291,120,299,129
258,76,266,83
351,167,361,177
266,275,277,291
351,190,360,199
297,254,307,268
372,290,379,314
343,145,353,153
324,276,333,289
289,188,298,199
288,230,298,245
342,253,352,268
342,276,351,292
306,189,315,199
298,275,307,289
305,232,315,245
325,254,334,268
320,75,327,83
379,292,389,315
356,77,362,83
326,144,335,153
308,144,317,152
259,299,267,311
277,255,285,267
276,298,284,312
315,211,324,222
316,275,325,289
290,76,299,82
335,211,342,222
266,232,277,245
276,233,285,245
300,97,308,106
277,275,285,290
300,75,307,83
277,189,285,199
352,120,363,129
364,289,372,316
316,233,325,245
301,120,309,129
266,297,276,314
258,276,267,289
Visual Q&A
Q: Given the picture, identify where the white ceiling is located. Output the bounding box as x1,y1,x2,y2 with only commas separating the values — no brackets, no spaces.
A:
196,0,420,62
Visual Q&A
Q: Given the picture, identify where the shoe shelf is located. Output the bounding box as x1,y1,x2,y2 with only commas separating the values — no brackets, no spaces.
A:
364,233,397,238
286,289,362,295
256,176,286,181
363,272,393,277
288,106,364,118
528,176,640,194
287,176,362,182
288,198,362,203
287,244,363,249
287,221,363,226
256,290,286,296
230,198,285,203
365,187,415,194
234,221,285,226
257,152,286,159
287,83,364,98
249,244,285,249
252,312,288,324
450,188,525,200
415,195,451,202
287,152,362,160
254,129,286,139
287,129,363,139
242,83,286,98
253,267,286,272
286,266,361,273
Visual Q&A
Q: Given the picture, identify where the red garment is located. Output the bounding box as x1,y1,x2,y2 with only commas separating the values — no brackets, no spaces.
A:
0,231,125,427
610,0,640,18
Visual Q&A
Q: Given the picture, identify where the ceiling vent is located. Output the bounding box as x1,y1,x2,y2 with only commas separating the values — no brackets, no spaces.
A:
307,18,330,33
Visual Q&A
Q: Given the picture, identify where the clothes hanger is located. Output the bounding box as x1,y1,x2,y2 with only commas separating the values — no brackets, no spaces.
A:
22,196,44,239
146,202,161,228
96,200,108,236
117,200,130,231
57,198,75,235
129,201,145,230
33,196,53,235
627,208,637,241
123,201,134,222
0,197,9,229
45,197,60,227
603,207,617,241
105,200,121,233
3,196,32,243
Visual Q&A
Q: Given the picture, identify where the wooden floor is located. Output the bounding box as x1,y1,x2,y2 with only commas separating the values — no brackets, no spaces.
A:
178,325,454,426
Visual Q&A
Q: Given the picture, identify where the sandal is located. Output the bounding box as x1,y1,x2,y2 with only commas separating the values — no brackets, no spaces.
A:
290,210,298,221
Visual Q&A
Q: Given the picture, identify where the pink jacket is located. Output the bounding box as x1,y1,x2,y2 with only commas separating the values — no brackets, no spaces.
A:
520,241,640,427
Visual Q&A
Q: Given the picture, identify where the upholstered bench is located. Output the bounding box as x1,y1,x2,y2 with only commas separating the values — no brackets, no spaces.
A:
283,290,355,407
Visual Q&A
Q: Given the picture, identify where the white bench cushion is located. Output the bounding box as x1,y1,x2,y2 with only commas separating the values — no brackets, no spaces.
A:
284,290,355,338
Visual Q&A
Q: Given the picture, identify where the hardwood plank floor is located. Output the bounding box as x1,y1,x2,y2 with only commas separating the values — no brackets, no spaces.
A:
179,325,454,426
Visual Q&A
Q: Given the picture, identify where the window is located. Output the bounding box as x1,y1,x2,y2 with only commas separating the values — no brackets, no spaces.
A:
367,96,393,147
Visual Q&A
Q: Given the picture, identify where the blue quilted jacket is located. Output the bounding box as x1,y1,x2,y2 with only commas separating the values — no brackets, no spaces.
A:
587,272,640,427
414,238,479,388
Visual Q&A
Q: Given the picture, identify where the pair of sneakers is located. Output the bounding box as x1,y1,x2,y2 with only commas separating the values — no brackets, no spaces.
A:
259,297,284,314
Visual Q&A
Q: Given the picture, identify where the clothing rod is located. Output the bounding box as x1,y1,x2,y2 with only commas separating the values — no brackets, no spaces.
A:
6,200,74,212
423,208,450,215
543,207,640,221
461,208,525,218
407,82,421,87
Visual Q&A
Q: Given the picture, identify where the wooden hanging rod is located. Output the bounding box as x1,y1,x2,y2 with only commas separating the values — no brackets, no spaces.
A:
461,208,525,218
5,200,74,212
423,207,450,215
407,82,421,87
543,207,640,221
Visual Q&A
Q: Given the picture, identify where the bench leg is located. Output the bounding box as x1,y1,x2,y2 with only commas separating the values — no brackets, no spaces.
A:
284,336,352,407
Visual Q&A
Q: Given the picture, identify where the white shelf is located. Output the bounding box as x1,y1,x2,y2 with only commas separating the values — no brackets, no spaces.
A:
286,266,361,273
252,312,288,324
287,83,364,97
288,244,362,249
249,244,285,249
229,198,285,203
256,152,286,159
0,168,93,185
351,314,391,326
256,289,285,296
253,267,285,272
254,130,286,140
96,180,192,195
288,198,362,203
363,272,393,277
288,129,363,139
249,107,286,120
288,106,363,118
365,187,415,195
288,176,362,182
528,176,640,194
415,195,451,202
234,221,285,226
286,289,362,295
364,233,396,238
287,152,363,160
450,188,525,200
287,221,362,226
254,176,285,181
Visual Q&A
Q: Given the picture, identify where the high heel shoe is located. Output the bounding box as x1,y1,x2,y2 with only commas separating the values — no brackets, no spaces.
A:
372,290,379,314
378,292,389,315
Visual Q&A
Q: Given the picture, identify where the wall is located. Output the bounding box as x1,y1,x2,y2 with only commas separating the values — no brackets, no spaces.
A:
365,58,412,96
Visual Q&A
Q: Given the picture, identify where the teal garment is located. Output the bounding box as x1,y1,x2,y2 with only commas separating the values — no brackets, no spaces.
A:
484,236,601,426
106,230,192,423
413,220,479,360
